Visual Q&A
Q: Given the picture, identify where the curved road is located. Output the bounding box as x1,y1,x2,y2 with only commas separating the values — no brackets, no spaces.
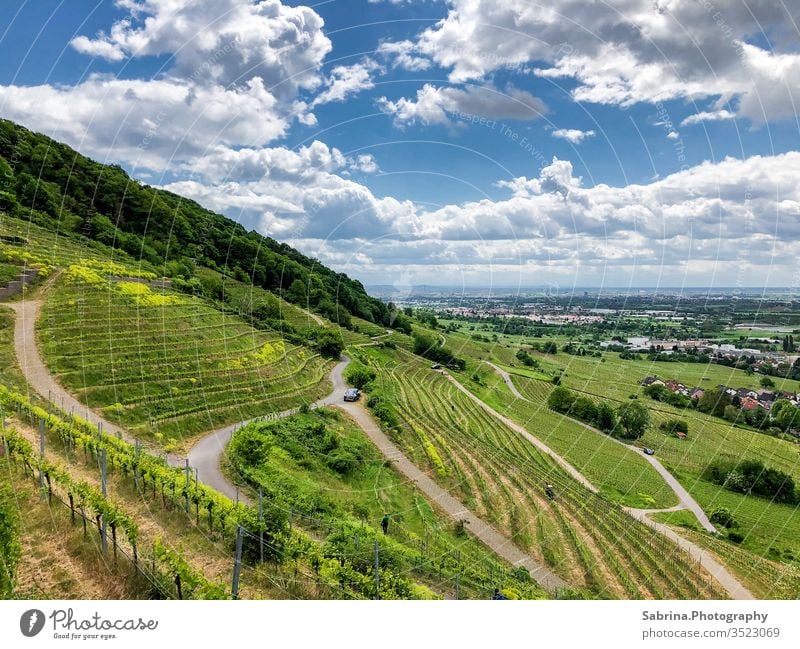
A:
5,298,566,593
480,363,751,599
485,362,716,532
5,289,749,598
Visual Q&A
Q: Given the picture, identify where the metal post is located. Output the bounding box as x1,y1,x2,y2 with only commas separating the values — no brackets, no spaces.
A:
38,419,45,491
100,449,108,553
184,459,190,514
455,574,460,600
374,540,380,600
289,507,293,531
258,488,264,564
231,525,243,600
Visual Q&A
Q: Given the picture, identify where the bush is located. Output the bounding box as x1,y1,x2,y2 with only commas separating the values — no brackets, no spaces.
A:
344,362,376,390
703,459,798,504
727,531,745,544
615,400,650,440
548,386,575,413
710,507,738,529
595,402,617,432
0,486,20,598
662,419,689,437
314,329,345,359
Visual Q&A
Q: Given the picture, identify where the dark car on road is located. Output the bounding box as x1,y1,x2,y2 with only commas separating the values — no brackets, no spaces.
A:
344,388,360,402
643,447,655,456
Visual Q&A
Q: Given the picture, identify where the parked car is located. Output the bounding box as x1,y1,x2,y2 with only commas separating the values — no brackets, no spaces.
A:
343,388,360,402
643,447,655,456
430,363,442,370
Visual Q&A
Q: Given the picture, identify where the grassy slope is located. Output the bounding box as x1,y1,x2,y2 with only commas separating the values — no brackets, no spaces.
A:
227,408,546,600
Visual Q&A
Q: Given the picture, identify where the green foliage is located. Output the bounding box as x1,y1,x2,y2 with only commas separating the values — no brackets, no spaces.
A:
709,507,738,530
643,383,691,408
703,458,798,505
411,330,465,369
0,485,20,597
662,419,689,437
616,400,650,440
515,349,538,367
760,376,775,388
595,402,617,433
697,387,732,418
547,386,575,413
313,329,345,359
344,362,376,390
0,118,392,327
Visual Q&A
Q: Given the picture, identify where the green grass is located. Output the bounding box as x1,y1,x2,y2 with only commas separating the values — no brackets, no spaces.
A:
0,214,150,271
38,270,333,446
227,408,547,600
461,364,678,509
0,261,19,286
358,344,726,599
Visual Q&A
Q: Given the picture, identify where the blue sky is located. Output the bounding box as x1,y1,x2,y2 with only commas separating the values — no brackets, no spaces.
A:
1,1,799,289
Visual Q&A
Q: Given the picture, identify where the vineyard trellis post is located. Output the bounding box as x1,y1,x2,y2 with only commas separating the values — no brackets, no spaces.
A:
455,573,460,600
232,525,243,600
374,540,380,600
258,488,264,564
184,459,190,514
38,418,45,493
100,448,108,553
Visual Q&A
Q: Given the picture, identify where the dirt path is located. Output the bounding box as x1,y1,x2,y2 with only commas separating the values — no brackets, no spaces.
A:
477,362,752,599
487,363,717,532
187,353,568,593
5,288,746,598
5,298,130,443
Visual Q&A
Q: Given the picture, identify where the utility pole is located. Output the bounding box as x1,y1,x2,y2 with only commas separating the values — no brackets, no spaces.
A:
231,525,243,600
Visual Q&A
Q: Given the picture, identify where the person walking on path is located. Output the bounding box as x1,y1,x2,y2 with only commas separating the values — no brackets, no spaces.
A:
381,513,390,535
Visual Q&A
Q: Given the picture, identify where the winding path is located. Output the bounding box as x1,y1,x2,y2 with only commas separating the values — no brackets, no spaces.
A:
4,285,751,598
485,362,716,532
480,362,752,599
4,295,567,593
5,297,130,443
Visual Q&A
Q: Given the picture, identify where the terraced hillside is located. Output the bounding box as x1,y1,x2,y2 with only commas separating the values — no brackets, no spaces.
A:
460,363,677,509
38,263,334,445
503,360,800,574
360,346,727,599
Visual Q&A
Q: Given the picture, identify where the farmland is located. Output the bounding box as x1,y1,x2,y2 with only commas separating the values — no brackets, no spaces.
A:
37,264,334,446
226,408,547,599
356,344,726,598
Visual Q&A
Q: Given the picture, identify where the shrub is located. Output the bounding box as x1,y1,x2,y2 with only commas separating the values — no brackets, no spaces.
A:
710,507,738,529
703,459,798,504
662,419,689,437
344,362,376,390
595,402,617,432
727,531,745,544
547,386,575,413
615,400,650,440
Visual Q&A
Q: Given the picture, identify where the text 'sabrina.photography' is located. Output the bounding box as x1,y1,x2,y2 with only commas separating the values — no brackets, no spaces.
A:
0,2,799,647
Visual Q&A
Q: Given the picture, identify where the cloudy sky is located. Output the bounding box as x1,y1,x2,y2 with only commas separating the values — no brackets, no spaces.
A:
1,0,799,290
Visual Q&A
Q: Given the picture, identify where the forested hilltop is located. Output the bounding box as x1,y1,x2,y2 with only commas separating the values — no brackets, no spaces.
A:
0,119,392,326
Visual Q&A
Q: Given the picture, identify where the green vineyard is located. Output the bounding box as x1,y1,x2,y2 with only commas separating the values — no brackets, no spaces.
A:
38,265,334,444
361,347,728,599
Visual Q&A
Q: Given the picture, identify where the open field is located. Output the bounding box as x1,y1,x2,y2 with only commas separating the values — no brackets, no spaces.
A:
358,345,726,599
37,268,333,446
